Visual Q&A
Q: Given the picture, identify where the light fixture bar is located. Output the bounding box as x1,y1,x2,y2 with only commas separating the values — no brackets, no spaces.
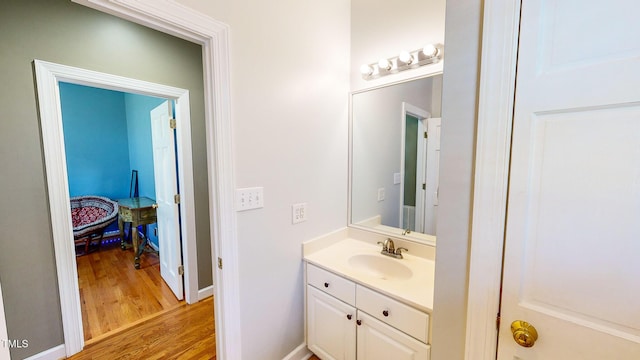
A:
360,43,443,80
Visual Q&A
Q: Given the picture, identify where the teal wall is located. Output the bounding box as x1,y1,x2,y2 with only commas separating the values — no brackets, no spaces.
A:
59,83,131,200
403,114,419,207
124,93,166,247
60,83,163,247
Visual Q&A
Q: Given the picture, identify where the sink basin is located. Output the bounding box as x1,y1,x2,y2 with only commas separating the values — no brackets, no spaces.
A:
348,254,413,280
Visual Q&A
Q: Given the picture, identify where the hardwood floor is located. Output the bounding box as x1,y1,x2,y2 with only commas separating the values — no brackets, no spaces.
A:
76,238,182,342
67,297,215,359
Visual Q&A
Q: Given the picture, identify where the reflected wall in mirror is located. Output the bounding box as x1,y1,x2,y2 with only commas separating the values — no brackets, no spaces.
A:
350,75,442,243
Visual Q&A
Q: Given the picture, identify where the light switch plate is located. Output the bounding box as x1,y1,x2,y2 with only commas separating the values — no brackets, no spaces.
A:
394,172,401,184
377,188,385,201
292,203,307,224
236,187,264,211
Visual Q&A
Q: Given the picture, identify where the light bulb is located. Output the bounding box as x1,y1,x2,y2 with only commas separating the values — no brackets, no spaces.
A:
422,44,438,58
377,58,392,71
360,64,374,76
398,50,414,65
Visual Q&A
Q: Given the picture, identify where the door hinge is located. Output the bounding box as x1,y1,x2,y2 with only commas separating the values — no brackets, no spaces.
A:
178,265,184,276
170,118,177,129
174,194,180,204
424,131,428,139
218,257,223,270
422,183,426,190
496,314,501,330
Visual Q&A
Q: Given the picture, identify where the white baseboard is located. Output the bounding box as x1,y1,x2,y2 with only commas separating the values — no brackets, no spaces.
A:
23,344,65,360
198,285,214,301
282,343,312,360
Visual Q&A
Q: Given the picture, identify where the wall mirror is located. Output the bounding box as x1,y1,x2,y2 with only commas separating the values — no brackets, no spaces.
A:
349,74,443,245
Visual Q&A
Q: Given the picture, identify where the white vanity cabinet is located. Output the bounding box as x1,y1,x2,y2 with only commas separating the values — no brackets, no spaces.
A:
306,263,431,360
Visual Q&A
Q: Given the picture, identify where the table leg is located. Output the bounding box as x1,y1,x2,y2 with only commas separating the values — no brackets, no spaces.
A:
119,217,126,250
132,223,141,269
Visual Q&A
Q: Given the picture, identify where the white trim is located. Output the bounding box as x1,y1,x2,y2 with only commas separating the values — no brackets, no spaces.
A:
0,281,10,360
464,0,521,359
23,345,65,360
70,1,241,359
198,285,214,301
34,60,200,355
282,343,312,360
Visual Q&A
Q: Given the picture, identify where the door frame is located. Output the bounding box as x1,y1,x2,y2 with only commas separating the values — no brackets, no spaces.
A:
67,2,241,359
464,0,521,358
35,60,198,354
0,280,10,360
399,102,430,232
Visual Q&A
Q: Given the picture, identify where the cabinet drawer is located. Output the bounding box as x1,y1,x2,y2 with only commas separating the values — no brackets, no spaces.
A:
356,285,429,343
307,263,356,306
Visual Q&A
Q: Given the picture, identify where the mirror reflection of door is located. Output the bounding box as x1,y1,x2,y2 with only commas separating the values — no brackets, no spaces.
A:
400,103,440,234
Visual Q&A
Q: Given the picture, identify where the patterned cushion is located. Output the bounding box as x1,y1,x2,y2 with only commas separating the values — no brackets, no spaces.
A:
70,196,119,239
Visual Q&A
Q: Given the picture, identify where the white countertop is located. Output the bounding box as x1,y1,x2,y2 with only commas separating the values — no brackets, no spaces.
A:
304,237,435,313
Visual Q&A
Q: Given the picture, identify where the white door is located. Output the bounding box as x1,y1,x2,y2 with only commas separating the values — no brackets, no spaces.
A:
307,286,356,360
0,281,10,360
356,311,429,360
150,101,184,300
498,1,640,358
414,117,427,233
422,117,440,235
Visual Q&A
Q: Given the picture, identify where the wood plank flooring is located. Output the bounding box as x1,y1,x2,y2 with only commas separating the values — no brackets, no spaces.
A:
76,239,182,341
67,297,215,360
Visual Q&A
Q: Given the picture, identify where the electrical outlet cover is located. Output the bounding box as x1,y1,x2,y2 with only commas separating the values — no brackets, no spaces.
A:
292,203,307,224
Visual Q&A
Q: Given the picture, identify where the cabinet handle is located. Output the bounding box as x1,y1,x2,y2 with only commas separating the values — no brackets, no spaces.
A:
356,320,362,326
347,314,352,320
382,310,389,317
324,282,329,288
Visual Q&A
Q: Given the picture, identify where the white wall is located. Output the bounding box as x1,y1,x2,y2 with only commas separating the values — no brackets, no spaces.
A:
174,1,350,358
351,78,434,227
351,0,446,92
431,0,483,359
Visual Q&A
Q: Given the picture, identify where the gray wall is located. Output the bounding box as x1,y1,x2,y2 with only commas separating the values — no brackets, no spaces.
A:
0,1,211,358
431,0,483,359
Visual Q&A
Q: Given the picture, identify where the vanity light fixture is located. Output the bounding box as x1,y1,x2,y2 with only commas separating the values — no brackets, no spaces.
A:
360,43,443,80
398,50,414,65
360,64,374,76
377,58,393,71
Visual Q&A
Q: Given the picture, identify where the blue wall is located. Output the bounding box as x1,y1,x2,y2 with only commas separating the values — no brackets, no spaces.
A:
124,93,165,246
60,83,165,247
59,83,131,199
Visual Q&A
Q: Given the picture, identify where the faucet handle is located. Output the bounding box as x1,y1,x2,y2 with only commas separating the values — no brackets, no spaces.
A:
395,247,408,256
377,241,388,252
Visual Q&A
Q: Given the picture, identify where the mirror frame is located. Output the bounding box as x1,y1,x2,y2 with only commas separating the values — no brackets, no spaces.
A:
348,73,442,246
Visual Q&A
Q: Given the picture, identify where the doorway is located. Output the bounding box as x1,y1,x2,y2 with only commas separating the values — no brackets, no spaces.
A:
58,82,185,341
34,60,201,355
399,103,440,234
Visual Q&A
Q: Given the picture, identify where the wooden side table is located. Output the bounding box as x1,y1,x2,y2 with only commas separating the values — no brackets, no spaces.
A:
117,197,157,269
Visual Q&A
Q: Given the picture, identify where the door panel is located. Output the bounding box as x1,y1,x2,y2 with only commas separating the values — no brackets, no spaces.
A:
150,101,183,300
307,286,356,360
499,0,640,358
423,117,441,234
356,311,429,360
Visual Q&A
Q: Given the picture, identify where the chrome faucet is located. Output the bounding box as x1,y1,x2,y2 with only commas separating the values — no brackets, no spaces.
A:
376,238,408,259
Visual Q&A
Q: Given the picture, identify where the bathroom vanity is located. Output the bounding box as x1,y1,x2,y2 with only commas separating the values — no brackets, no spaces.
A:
303,227,435,360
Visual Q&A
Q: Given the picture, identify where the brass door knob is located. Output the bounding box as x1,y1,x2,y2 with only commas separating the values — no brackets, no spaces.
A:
510,320,538,347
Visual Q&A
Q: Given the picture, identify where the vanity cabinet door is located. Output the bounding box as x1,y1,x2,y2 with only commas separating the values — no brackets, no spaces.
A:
356,311,430,360
307,285,356,360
